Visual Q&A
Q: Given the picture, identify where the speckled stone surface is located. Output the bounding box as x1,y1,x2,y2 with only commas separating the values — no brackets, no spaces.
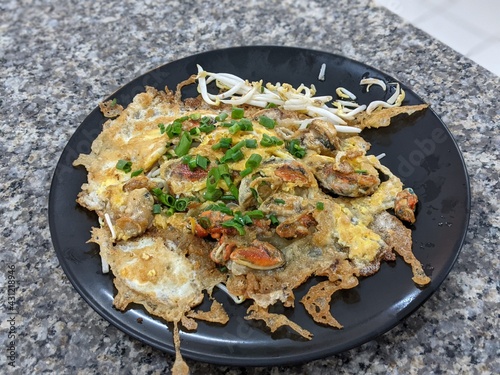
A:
1,0,498,374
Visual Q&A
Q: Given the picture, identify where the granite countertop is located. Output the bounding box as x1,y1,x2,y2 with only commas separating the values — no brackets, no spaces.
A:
1,0,498,374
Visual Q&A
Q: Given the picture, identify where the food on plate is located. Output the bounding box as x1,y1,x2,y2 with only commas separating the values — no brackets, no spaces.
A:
73,65,430,373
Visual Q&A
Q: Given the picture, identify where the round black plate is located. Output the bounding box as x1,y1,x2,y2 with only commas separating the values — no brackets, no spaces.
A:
49,46,470,366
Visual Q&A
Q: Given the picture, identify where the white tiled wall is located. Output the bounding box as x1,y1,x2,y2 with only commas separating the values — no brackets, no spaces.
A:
374,0,500,76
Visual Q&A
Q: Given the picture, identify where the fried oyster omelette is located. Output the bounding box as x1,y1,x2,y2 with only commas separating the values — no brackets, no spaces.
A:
74,66,430,373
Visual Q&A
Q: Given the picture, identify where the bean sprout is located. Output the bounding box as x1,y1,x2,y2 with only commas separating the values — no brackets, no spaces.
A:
216,283,246,304
195,65,406,133
360,77,387,92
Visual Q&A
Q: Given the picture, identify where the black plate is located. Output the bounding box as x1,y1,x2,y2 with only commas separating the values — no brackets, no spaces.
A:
49,46,470,366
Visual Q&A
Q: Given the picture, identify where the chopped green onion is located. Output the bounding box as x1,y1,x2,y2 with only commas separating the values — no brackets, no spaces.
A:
231,107,244,119
246,154,262,169
218,265,228,273
204,166,223,201
230,149,244,162
195,155,209,170
245,210,264,219
228,122,242,134
198,216,211,229
190,113,201,120
228,184,239,200
258,116,276,129
152,204,162,214
287,139,306,158
221,194,237,201
222,220,246,235
265,102,277,109
188,157,198,170
116,159,132,173
233,212,253,226
217,163,230,176
240,167,253,178
164,121,183,138
199,123,216,133
220,141,246,163
184,154,209,171
269,214,280,226
316,202,324,210
212,137,232,150
151,188,176,207
260,133,283,147
189,127,201,136
174,198,189,212
274,198,285,205
206,166,221,188
131,168,143,177
204,188,223,202
239,118,253,131
215,112,228,122
205,203,233,215
355,169,368,174
228,118,253,134
110,98,117,107
174,132,192,157
241,153,263,177
250,187,259,201
245,139,258,148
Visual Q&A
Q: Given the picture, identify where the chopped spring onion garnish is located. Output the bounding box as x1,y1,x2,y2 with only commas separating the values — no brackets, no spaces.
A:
316,202,324,210
204,167,223,201
240,153,262,177
250,187,260,202
116,159,132,173
220,140,246,163
222,218,246,235
360,77,387,92
205,202,233,215
260,133,283,147
286,139,306,159
318,63,326,81
182,155,209,171
151,188,191,213
269,214,280,226
212,137,232,150
245,210,265,219
215,283,245,304
174,132,193,157
161,117,186,138
152,188,176,207
274,198,285,205
215,112,228,122
131,168,144,177
228,118,253,134
258,115,276,129
245,139,258,148
174,198,189,212
231,107,245,119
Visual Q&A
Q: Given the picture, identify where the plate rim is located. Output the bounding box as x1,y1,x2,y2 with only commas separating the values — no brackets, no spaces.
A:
49,45,471,366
